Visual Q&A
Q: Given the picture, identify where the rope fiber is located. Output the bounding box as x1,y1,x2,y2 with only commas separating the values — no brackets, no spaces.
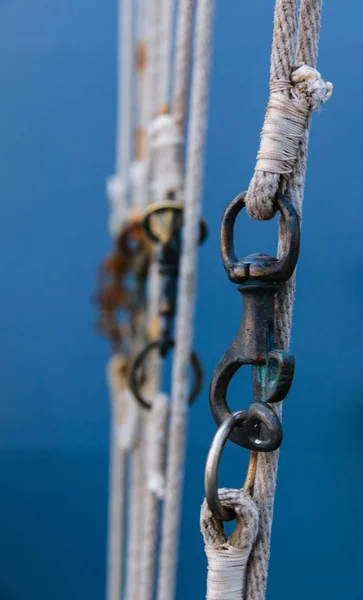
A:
244,2,331,600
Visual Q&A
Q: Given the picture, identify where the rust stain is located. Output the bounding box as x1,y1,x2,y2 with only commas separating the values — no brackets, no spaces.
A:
136,41,147,71
134,127,146,160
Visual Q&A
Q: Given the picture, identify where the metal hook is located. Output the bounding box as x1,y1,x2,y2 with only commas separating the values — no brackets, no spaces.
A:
209,191,300,452
127,200,207,409
143,200,208,246
143,200,207,352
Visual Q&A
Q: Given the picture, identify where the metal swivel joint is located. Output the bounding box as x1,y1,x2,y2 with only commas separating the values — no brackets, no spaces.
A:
209,190,300,453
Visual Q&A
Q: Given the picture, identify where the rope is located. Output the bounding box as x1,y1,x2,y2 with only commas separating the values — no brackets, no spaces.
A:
139,393,169,600
106,355,140,600
244,2,331,599
156,1,215,599
105,1,135,598
124,425,146,600
201,489,259,600
148,113,184,203
105,355,127,600
126,0,176,597
159,0,174,108
108,0,133,238
245,0,332,222
172,0,195,133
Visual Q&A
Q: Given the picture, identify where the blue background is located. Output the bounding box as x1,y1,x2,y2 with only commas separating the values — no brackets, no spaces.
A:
0,1,362,599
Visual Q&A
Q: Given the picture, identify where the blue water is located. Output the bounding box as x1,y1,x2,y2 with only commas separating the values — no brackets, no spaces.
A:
0,1,362,598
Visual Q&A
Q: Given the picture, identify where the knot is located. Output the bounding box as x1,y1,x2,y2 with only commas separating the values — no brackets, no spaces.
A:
291,64,333,110
245,64,333,221
148,113,184,203
107,175,127,238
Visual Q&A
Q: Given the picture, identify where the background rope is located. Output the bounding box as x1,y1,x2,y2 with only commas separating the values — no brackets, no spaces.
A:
107,0,133,238
173,0,195,133
106,355,128,600
134,0,177,597
244,2,327,599
159,0,174,109
105,2,134,599
139,393,169,600
123,0,161,596
156,1,215,599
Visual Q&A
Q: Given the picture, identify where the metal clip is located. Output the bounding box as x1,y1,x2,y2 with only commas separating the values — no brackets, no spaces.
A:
209,191,300,452
128,199,207,409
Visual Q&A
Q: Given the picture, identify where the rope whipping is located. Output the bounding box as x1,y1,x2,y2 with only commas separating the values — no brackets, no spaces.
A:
201,490,259,600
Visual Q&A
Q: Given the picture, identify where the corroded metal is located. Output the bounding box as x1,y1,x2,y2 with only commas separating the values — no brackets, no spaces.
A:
205,411,246,522
128,200,207,410
94,217,151,353
209,191,300,452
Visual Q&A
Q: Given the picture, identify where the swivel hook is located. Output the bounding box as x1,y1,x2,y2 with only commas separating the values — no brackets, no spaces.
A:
129,199,207,410
209,191,300,452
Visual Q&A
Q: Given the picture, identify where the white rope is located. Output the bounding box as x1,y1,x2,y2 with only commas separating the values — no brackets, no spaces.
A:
172,0,195,133
159,0,175,108
106,355,127,600
105,2,135,598
139,393,169,600
125,1,174,597
106,354,140,600
157,1,215,599
201,489,259,600
124,422,146,600
108,0,134,238
129,0,149,212
148,113,184,203
244,2,332,599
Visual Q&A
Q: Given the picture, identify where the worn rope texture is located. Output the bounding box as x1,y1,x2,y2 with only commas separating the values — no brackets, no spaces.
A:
139,393,169,600
106,355,127,600
106,355,140,600
105,1,135,598
244,2,328,600
245,0,331,222
124,422,146,600
107,0,133,238
123,0,170,595
159,0,175,107
129,0,149,212
201,489,259,600
173,0,195,133
156,1,215,600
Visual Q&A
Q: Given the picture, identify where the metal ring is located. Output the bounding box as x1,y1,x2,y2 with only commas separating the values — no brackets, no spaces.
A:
128,339,203,410
205,410,247,522
220,191,300,284
209,346,284,451
143,200,208,245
